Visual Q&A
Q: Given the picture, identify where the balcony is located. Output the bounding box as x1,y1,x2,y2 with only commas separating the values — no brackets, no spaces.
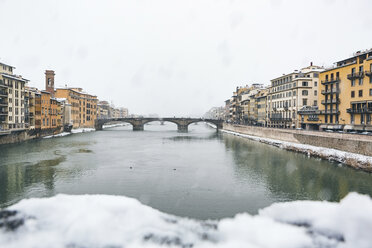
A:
270,117,292,122
347,108,372,114
320,110,340,115
0,101,7,106
321,89,340,95
347,72,364,80
321,99,340,105
307,117,319,121
0,91,8,97
365,71,372,77
0,80,7,88
0,110,8,115
321,77,340,85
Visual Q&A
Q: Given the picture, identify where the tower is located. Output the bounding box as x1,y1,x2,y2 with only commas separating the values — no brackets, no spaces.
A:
45,70,55,96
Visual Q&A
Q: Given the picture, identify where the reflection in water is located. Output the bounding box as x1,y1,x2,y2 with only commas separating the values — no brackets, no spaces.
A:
1,123,372,219
223,135,372,202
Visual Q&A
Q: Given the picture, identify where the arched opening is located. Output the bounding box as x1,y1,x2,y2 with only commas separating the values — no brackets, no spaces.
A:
186,121,220,133
143,120,178,131
101,120,134,131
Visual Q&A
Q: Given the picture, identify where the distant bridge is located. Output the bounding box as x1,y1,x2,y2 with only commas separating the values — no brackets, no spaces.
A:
95,118,223,132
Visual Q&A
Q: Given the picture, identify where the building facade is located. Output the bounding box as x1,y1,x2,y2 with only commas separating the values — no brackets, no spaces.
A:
300,49,372,131
267,64,323,128
0,62,28,130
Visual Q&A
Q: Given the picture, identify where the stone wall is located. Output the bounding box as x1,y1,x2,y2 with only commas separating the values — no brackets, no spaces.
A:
0,128,62,145
223,124,372,156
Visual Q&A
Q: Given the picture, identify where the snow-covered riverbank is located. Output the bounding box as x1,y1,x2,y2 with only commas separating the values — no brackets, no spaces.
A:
0,193,371,248
221,129,372,171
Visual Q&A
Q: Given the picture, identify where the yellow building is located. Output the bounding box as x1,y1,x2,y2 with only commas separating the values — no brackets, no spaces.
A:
43,70,97,129
256,89,268,126
54,88,97,128
300,49,372,132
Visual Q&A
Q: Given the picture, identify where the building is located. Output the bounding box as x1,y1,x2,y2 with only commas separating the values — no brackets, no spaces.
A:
267,63,323,129
256,89,268,126
24,86,38,129
40,91,63,130
0,62,29,130
42,70,97,129
97,101,110,119
119,107,128,118
204,107,225,120
300,49,372,132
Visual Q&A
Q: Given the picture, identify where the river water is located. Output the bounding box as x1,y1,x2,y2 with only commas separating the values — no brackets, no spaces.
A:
1,123,372,220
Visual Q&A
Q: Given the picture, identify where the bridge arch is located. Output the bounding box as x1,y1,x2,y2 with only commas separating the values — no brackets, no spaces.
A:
95,118,223,132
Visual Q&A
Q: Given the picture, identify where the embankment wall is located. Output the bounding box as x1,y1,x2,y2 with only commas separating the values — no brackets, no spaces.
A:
223,124,372,157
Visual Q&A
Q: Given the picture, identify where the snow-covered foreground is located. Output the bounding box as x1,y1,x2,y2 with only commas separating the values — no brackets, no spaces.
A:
221,129,372,171
1,193,371,248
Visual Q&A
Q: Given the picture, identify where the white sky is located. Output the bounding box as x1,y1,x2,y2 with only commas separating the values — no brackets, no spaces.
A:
0,0,371,116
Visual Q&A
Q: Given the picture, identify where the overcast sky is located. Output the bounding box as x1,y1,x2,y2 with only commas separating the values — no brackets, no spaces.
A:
0,0,371,116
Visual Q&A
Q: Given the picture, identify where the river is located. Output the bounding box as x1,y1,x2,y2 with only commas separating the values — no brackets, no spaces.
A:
1,123,372,220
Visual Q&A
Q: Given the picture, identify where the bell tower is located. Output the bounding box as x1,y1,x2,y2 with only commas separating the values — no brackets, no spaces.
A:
45,70,55,96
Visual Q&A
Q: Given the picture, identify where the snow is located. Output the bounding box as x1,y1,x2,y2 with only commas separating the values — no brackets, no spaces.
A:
43,132,71,139
1,193,372,248
221,129,372,169
70,128,95,134
102,123,128,129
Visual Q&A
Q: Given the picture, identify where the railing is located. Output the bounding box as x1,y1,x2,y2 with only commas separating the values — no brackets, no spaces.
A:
0,91,8,97
320,110,340,115
0,101,7,106
347,72,364,80
321,99,340,104
321,89,340,95
270,117,292,122
0,110,8,115
347,108,372,114
307,117,319,121
365,71,372,77
321,77,340,85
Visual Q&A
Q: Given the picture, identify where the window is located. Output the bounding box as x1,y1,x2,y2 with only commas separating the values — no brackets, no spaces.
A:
351,91,355,98
302,81,308,86
336,72,339,78
314,100,317,106
351,80,355,86
370,89,372,96
359,90,363,97
303,99,307,106
314,81,317,87
359,78,363,86
302,90,308,96
314,90,317,96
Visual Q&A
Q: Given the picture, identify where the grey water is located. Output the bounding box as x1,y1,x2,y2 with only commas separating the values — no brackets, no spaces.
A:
1,123,372,220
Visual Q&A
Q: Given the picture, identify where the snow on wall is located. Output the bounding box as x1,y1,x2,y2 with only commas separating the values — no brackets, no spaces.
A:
221,130,372,171
1,193,372,248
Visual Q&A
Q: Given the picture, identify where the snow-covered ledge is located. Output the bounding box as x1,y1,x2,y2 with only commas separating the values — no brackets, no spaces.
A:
221,129,372,172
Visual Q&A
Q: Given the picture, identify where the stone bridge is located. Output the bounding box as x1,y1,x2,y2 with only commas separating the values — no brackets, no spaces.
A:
95,118,223,132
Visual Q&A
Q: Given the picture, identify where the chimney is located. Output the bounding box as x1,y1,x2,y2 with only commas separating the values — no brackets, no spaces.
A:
310,62,313,66
45,70,55,96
